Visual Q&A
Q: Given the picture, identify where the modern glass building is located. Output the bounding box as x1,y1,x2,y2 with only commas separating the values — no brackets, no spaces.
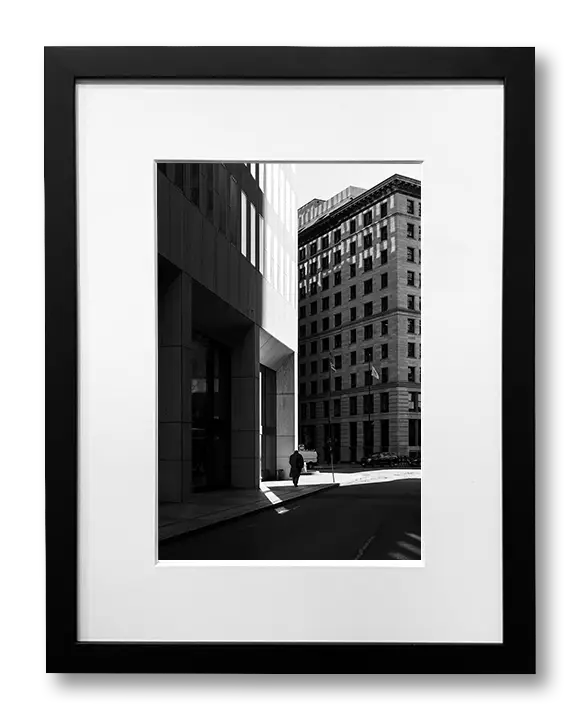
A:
157,163,298,502
297,174,421,463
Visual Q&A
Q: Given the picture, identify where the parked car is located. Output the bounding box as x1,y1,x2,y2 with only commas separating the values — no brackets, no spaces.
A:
359,451,400,468
298,445,319,470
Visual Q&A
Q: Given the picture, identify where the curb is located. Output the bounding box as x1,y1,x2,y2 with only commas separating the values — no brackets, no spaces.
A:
159,482,340,544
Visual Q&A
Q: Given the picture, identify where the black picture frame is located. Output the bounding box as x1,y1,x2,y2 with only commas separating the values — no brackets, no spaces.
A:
45,46,535,674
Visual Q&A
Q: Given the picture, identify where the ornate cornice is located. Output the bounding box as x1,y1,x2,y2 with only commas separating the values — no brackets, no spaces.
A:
298,175,421,245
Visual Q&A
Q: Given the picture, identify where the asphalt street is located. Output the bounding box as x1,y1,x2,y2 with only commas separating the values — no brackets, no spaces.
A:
159,477,421,561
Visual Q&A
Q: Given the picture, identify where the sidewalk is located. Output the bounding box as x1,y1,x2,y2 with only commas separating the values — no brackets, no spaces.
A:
159,476,338,542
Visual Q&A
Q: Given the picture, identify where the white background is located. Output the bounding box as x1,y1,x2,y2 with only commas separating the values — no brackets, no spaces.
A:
78,82,501,642
0,15,581,708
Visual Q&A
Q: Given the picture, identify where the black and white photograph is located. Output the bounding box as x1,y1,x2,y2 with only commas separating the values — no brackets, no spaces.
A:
157,162,422,560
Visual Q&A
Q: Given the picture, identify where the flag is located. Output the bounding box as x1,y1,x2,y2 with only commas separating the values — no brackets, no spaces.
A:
371,365,380,381
329,352,336,372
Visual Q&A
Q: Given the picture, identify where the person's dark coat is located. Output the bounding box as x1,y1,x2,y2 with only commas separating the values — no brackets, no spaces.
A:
289,451,305,480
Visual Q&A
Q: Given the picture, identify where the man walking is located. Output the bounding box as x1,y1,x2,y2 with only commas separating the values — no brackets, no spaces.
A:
289,449,305,487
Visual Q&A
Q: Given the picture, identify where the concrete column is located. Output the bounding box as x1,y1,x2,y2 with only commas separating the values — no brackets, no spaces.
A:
231,324,260,488
275,353,296,479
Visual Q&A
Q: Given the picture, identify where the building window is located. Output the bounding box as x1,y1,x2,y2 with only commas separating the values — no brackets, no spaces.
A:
310,301,317,315
299,267,306,280
381,419,389,450
381,343,388,359
381,273,388,288
350,307,357,321
407,199,414,214
310,261,318,276
363,210,372,226
334,399,341,417
334,334,342,348
350,264,356,278
334,313,342,328
408,366,416,383
321,256,329,270
364,347,373,363
409,392,420,412
381,320,388,335
322,235,329,249
299,363,306,377
322,276,329,291
350,351,357,365
350,396,358,415
310,341,317,354
350,329,356,344
350,241,356,256
299,325,306,338
407,223,415,238
299,382,306,397
334,377,342,392
381,226,388,241
322,378,330,393
364,234,372,249
299,287,306,300
408,318,416,334
310,282,317,296
322,317,330,331
364,324,373,340
299,344,306,357
407,247,415,263
350,219,357,234
334,292,342,307
322,338,330,351
299,306,306,319
381,296,388,312
299,247,306,261
364,279,373,294
381,249,388,264
310,242,317,257
351,373,357,388
407,271,415,286
407,295,415,310
408,342,416,358
322,358,329,372
380,393,389,412
323,401,329,418
322,296,330,310
364,301,373,317
334,229,341,244
310,380,317,395
309,402,316,419
363,394,374,414
381,367,388,383
310,321,317,334
334,271,341,286
301,404,307,420
350,285,356,300
334,250,341,264
310,361,317,374
380,202,387,218
409,419,421,446
363,257,373,272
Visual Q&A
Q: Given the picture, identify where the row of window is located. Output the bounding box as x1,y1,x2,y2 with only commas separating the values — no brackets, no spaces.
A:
299,245,419,279
300,294,419,320
298,195,420,252
299,364,420,395
300,391,421,419
300,418,421,450
300,343,419,377
299,318,421,354
299,217,420,262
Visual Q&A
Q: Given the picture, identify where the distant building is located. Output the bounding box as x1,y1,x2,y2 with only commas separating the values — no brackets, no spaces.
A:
297,174,421,462
157,163,298,501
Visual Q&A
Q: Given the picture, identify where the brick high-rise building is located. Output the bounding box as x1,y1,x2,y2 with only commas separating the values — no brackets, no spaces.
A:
297,174,421,463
